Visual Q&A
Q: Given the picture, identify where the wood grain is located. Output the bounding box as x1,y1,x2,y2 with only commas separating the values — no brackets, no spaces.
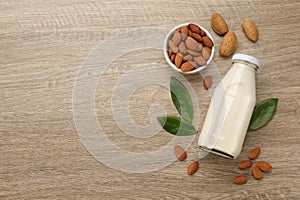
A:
1,0,300,199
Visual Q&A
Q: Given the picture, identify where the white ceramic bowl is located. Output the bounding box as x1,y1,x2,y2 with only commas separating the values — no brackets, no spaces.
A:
163,23,215,74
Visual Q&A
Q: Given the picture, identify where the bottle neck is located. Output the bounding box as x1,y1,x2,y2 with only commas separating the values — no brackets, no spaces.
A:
232,60,258,71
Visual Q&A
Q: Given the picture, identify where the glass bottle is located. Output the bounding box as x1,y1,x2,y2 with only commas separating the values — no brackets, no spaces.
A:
198,54,260,159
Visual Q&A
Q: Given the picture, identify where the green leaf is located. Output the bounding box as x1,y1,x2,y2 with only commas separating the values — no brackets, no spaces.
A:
248,98,278,131
157,116,196,136
170,76,193,122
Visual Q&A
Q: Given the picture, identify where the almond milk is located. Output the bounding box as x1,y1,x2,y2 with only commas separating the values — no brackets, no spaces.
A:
198,54,260,159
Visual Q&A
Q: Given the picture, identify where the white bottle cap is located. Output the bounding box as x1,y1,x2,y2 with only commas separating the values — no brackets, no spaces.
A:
232,54,261,69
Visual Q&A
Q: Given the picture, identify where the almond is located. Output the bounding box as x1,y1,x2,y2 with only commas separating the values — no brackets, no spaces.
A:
204,46,211,55
173,145,187,161
249,147,261,160
188,30,192,37
187,161,199,175
238,160,253,170
170,54,176,63
179,42,187,54
256,161,272,173
187,49,202,57
242,20,259,42
203,76,212,90
233,175,247,185
203,36,214,48
183,55,193,61
172,31,182,46
200,29,206,36
188,23,201,34
220,31,237,57
194,56,207,66
175,53,183,68
167,49,172,58
211,13,228,35
168,40,179,54
181,62,195,72
191,33,203,42
185,37,202,51
202,47,211,60
188,61,197,68
180,26,189,40
252,165,263,180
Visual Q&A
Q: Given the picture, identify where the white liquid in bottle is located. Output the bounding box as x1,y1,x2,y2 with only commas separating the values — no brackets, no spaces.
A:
198,54,260,159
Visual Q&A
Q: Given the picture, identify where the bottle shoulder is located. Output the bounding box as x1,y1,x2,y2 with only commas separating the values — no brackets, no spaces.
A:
222,64,256,85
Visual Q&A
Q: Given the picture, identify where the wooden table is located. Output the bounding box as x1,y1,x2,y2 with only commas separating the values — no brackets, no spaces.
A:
1,0,299,199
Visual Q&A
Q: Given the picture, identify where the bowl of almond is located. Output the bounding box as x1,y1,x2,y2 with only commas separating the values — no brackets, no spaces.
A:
164,23,215,74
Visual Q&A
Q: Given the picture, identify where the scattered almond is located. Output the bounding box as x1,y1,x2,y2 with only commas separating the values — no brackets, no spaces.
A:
211,13,228,36
173,145,187,161
256,161,272,173
233,175,247,185
252,165,263,180
249,147,261,160
187,161,199,175
234,148,272,184
238,160,253,170
242,20,259,42
203,76,212,90
220,31,237,57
